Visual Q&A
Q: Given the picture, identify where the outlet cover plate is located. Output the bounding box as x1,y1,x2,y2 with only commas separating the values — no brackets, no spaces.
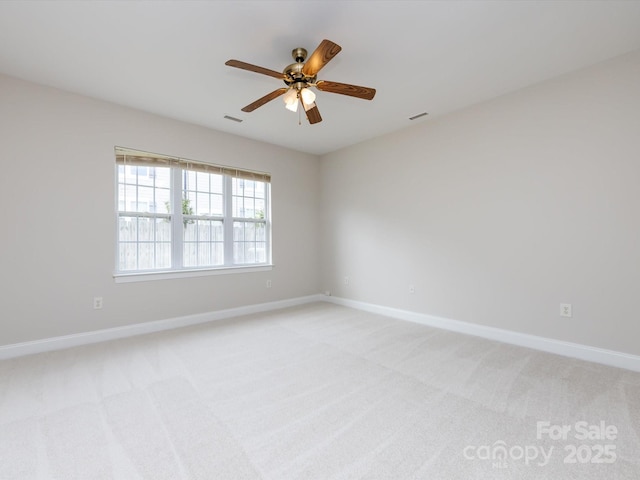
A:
560,303,572,318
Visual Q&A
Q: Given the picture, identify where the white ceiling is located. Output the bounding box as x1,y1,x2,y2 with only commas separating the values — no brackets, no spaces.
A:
1,1,640,156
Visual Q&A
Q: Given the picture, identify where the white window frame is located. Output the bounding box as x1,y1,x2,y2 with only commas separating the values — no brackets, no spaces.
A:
114,147,272,283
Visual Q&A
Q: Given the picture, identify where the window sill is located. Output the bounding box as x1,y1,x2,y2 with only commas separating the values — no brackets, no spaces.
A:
113,264,273,283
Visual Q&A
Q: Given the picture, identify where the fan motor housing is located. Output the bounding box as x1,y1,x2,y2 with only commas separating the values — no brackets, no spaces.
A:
283,48,316,87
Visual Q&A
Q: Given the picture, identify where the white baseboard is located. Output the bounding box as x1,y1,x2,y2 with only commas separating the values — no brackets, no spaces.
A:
0,294,324,360
323,296,640,372
5,293,639,372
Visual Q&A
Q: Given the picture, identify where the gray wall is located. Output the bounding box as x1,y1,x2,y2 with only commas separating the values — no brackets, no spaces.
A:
320,51,640,356
0,74,320,345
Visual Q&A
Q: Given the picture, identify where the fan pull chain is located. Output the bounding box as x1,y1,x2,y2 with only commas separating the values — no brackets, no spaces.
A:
298,92,302,125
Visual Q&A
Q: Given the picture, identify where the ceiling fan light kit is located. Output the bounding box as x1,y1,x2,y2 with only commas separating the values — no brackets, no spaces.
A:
300,88,316,105
225,39,376,125
283,88,299,112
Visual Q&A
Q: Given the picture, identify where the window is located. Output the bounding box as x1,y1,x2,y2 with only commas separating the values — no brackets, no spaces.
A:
115,147,270,275
233,178,268,264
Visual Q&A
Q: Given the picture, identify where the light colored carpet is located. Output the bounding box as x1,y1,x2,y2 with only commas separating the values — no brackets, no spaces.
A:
1,302,639,479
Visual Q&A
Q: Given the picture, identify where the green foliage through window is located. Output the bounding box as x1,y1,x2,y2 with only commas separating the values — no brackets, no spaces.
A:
165,198,195,227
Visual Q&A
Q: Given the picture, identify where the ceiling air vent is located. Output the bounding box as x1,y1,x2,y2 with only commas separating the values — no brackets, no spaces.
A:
224,115,243,123
409,112,428,121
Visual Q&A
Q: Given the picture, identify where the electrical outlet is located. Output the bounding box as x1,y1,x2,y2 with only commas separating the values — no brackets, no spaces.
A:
266,279,272,288
344,276,350,286
560,303,572,318
93,297,103,310
409,284,415,294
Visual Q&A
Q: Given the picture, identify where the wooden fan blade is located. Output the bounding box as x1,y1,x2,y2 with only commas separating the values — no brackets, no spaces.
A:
302,39,342,77
241,88,288,112
225,60,284,80
304,102,322,124
316,80,376,100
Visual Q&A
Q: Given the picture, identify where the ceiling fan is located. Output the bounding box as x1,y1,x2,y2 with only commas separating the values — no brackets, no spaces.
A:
225,39,376,124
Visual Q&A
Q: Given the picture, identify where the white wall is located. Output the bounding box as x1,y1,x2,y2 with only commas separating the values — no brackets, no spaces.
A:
0,74,320,345
320,50,640,356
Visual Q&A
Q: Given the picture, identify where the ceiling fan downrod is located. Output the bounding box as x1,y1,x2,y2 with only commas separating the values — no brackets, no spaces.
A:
292,47,307,63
